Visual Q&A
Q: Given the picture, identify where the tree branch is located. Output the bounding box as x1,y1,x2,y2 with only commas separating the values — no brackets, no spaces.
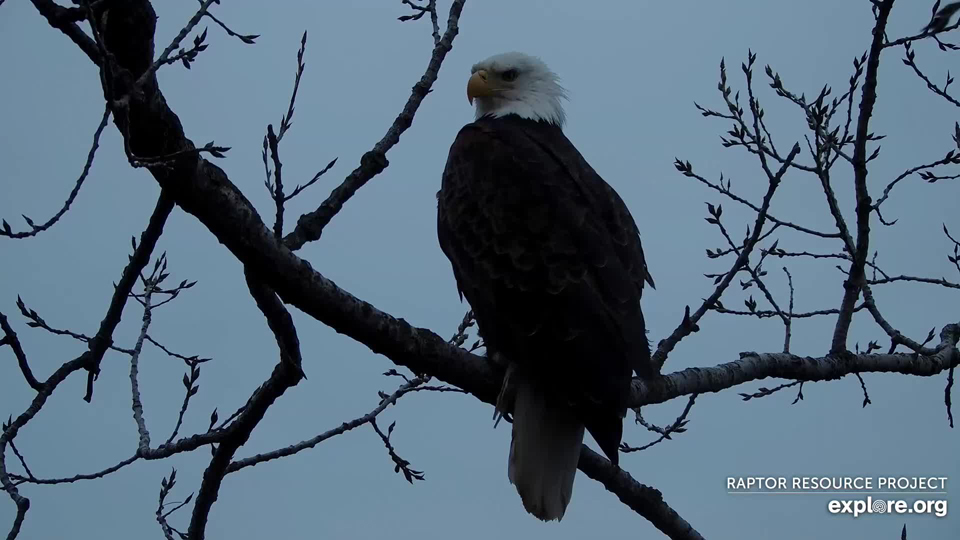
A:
830,0,894,354
282,0,466,250
84,192,176,402
0,312,42,392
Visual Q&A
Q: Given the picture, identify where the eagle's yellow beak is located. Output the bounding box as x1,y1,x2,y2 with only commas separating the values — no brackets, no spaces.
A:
467,70,494,104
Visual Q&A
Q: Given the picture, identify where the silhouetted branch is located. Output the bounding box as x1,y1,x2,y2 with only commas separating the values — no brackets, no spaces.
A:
186,273,305,540
399,0,440,45
901,42,960,107
370,419,425,483
829,0,893,355
10,454,139,486
156,468,191,540
198,0,258,44
737,380,803,402
621,394,697,453
579,447,704,540
228,374,427,473
0,312,42,391
129,268,160,454
658,142,801,369
283,0,467,250
783,268,794,353
138,0,217,85
29,0,101,65
0,105,110,240
867,275,960,289
84,192,176,402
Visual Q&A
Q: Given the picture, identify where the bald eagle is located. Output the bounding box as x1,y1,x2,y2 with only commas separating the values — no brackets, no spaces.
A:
436,52,655,521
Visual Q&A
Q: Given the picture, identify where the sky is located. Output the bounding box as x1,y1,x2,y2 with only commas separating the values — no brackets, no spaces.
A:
1,1,958,539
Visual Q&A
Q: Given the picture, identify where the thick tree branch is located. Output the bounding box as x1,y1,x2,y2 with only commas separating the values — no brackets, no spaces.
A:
579,447,704,540
29,0,101,65
186,272,305,540
632,323,959,407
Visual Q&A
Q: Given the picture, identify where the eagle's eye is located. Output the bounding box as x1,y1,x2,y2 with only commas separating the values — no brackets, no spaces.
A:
501,69,519,82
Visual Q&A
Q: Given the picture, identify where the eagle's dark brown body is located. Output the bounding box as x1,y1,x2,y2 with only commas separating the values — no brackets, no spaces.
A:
436,114,655,465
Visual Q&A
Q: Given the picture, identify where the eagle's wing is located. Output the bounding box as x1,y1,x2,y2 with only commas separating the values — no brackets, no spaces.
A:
437,117,654,461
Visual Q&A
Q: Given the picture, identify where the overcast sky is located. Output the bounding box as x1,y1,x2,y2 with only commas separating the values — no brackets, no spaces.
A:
1,1,958,539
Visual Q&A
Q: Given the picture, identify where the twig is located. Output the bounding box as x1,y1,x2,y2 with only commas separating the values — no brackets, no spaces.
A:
283,0,467,250
901,42,960,107
130,270,161,454
946,365,955,428
855,372,872,407
7,440,35,483
198,0,258,44
621,394,697,453
84,192,175,402
0,312,42,391
678,165,838,239
145,335,211,365
267,125,284,238
657,143,801,369
370,419,425,483
783,268,794,353
713,302,866,320
156,468,190,540
228,375,428,473
0,105,110,240
738,380,803,401
874,147,960,210
166,362,201,445
137,0,218,86
399,0,440,45
10,454,139,486
867,275,960,289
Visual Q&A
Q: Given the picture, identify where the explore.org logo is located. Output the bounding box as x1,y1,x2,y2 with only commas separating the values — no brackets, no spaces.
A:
727,476,949,518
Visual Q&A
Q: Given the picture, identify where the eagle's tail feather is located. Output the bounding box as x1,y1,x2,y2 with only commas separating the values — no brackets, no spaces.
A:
506,372,585,522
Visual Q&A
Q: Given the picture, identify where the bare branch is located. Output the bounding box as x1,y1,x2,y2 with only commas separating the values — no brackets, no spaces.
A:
186,273,306,540
29,0,101,65
283,0,467,250
867,275,960,289
656,143,801,369
677,164,838,238
621,394,697,453
0,312,42,391
634,323,960,408
137,0,218,86
578,447,705,540
84,192,176,402
0,106,110,240
874,144,960,210
399,0,440,45
198,0,258,45
783,267,794,353
370,419,425,483
830,0,894,354
10,455,139,486
901,42,960,107
130,269,161,454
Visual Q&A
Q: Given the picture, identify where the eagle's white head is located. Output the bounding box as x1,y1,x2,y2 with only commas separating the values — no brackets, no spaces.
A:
467,52,567,127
